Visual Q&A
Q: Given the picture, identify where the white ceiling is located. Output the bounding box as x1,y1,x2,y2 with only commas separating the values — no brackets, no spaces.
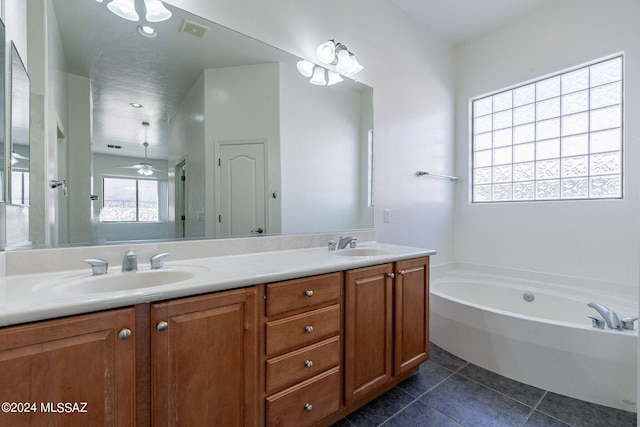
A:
388,0,559,45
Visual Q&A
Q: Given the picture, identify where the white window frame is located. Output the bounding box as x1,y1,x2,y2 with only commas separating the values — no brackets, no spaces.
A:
470,54,624,203
100,176,167,223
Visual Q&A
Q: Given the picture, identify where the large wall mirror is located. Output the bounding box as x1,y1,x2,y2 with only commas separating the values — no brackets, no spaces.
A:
9,41,30,207
21,0,373,248
0,19,4,202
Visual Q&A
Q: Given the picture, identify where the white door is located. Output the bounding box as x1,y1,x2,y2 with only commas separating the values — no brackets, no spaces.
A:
217,141,267,236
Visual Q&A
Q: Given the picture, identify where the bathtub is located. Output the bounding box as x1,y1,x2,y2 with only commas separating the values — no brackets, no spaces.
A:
430,268,638,412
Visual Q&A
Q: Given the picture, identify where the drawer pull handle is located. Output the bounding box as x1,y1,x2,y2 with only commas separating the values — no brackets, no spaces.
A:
118,328,132,339
305,403,313,412
305,325,314,334
305,290,314,297
399,270,406,276
305,360,313,368
388,273,395,279
156,321,169,332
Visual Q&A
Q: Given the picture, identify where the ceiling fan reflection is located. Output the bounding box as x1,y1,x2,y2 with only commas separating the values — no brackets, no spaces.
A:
118,141,166,176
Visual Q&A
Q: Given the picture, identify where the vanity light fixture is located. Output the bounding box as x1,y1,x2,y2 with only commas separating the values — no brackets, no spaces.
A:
297,60,344,86
104,0,172,23
316,39,363,77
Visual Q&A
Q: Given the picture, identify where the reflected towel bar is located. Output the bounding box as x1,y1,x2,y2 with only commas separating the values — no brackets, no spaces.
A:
416,171,458,181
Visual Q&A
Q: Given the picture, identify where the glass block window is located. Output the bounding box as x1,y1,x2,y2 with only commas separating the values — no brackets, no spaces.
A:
472,55,623,203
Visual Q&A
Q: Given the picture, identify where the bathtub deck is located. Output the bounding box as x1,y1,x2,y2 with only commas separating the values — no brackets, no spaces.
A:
331,343,637,427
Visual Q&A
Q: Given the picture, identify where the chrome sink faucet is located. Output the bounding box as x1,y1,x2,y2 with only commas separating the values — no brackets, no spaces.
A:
122,250,138,272
84,258,108,275
338,236,358,250
588,302,621,330
150,253,170,269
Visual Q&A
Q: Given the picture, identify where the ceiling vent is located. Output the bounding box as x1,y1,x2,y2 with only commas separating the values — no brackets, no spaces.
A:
107,144,122,150
180,19,209,39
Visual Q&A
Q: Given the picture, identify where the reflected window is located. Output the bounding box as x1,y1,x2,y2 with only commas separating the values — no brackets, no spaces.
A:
101,177,167,222
11,171,29,205
471,55,623,203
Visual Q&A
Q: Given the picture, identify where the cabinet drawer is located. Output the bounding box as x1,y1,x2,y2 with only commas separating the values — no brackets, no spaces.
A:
266,367,340,427
266,305,340,356
266,335,340,394
266,273,341,316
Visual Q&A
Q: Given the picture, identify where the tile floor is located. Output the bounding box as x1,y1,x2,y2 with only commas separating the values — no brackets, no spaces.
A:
332,343,637,427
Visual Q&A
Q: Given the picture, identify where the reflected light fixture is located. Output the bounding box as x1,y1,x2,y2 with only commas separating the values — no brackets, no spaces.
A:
310,66,327,86
138,142,154,176
107,0,139,21
137,25,158,38
103,0,172,23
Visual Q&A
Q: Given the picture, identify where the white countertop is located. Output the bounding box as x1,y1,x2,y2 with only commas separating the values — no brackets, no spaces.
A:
0,243,435,327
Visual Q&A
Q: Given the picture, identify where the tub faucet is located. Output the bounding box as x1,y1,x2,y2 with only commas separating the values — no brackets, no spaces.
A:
122,250,138,272
338,236,358,250
587,302,622,330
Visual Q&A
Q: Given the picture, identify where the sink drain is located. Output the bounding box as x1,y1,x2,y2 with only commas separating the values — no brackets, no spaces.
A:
523,291,535,302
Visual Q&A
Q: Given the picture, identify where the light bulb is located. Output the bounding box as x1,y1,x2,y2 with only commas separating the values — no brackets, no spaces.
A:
107,0,139,21
144,0,172,22
296,60,315,78
310,66,327,85
316,40,336,64
327,70,343,86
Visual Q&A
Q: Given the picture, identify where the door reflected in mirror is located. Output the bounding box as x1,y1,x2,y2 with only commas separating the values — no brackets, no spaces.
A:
21,0,373,248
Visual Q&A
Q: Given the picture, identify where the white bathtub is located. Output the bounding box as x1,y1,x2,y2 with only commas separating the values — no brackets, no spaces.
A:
430,268,638,412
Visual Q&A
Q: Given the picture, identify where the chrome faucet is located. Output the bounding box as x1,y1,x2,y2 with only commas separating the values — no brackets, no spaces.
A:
84,258,108,275
338,236,358,250
150,253,170,269
588,302,622,330
122,250,138,272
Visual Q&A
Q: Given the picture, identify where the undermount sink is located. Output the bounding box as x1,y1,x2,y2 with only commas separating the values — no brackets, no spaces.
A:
34,269,197,295
335,248,392,257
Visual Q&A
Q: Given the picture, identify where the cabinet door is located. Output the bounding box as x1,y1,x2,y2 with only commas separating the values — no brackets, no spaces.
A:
344,263,393,402
152,287,257,427
394,257,430,376
0,308,136,427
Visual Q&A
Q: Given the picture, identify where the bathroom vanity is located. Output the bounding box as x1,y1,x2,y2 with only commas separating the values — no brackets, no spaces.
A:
0,243,433,426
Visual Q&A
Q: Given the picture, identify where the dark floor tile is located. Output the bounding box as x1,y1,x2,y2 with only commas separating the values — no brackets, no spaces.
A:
523,411,573,427
331,418,355,427
381,400,463,427
536,392,637,427
345,387,414,427
428,343,468,372
420,373,531,427
458,363,545,407
397,360,453,398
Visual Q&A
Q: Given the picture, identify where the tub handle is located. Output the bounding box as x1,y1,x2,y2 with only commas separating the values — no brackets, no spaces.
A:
588,315,605,329
621,317,638,330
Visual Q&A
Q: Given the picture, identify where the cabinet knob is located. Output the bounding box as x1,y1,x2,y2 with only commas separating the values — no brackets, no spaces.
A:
156,321,169,332
305,360,314,369
305,403,313,412
387,273,395,279
305,325,314,334
305,290,314,297
399,270,405,276
118,328,132,340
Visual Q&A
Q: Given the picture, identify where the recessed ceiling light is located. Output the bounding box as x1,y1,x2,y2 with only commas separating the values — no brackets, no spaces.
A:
137,25,158,38
130,102,144,108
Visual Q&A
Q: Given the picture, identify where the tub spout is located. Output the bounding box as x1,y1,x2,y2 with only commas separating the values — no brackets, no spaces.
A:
587,302,622,330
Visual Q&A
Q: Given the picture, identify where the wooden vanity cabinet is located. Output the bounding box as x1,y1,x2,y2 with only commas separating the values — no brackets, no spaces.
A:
261,272,343,427
344,257,430,403
0,308,136,427
151,287,257,427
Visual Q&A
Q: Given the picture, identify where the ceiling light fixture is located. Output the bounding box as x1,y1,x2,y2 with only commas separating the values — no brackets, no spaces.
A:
130,102,144,108
104,0,172,23
137,25,158,38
